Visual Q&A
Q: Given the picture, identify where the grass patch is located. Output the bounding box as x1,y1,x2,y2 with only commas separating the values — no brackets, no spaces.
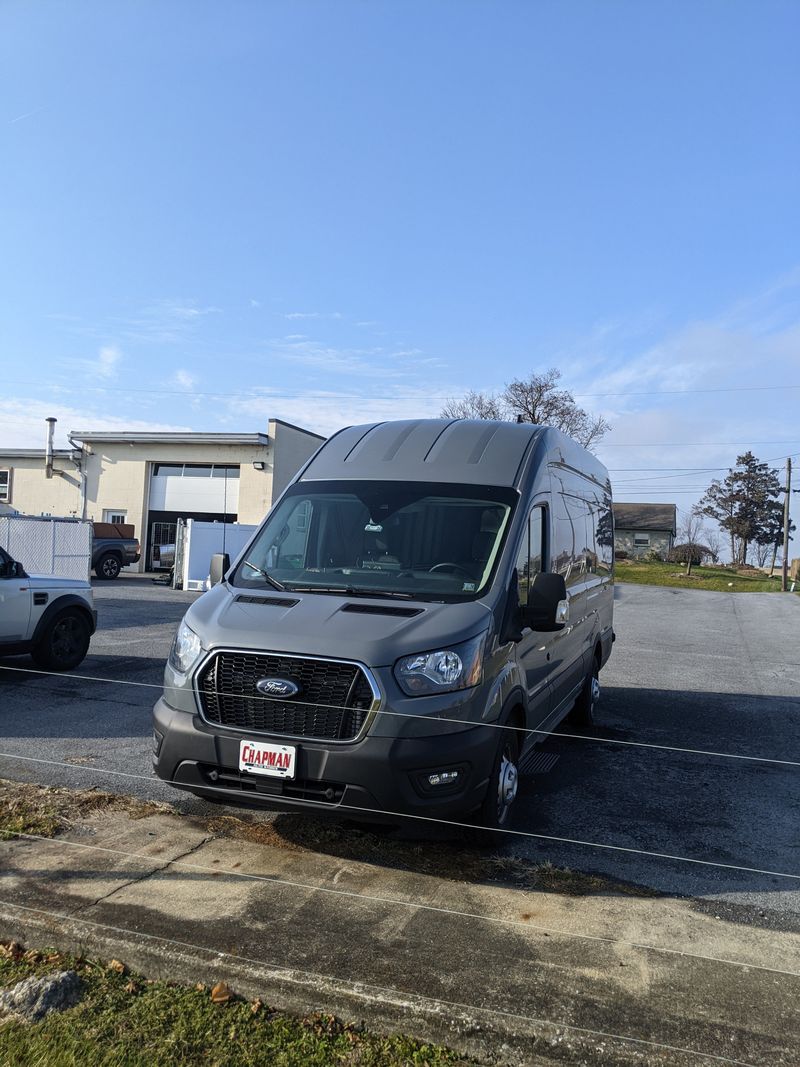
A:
0,780,167,841
0,943,467,1066
615,560,783,592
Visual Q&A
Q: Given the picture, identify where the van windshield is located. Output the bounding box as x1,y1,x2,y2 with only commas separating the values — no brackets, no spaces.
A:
232,480,516,601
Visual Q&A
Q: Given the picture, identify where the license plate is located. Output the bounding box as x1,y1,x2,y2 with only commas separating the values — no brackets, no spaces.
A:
239,739,296,779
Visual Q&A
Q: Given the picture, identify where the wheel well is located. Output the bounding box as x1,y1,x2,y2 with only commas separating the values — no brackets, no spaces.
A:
34,597,95,644
593,642,602,669
49,601,94,627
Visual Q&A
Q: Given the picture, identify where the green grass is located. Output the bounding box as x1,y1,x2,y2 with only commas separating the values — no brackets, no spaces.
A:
0,945,468,1067
615,559,784,592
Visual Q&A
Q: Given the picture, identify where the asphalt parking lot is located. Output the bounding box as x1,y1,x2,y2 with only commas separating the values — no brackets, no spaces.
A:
1,575,799,927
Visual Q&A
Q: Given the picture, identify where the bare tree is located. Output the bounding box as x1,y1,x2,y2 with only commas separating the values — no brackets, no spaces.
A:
440,389,504,420
704,527,722,564
754,541,772,568
440,368,611,450
678,508,707,577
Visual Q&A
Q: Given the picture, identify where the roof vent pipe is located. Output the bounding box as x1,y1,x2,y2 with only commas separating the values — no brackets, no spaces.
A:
45,417,57,479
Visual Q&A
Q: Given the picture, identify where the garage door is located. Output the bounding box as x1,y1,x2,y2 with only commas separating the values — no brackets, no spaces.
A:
148,463,240,514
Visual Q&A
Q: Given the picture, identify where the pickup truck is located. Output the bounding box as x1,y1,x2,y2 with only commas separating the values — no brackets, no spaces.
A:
92,523,141,580
0,545,96,670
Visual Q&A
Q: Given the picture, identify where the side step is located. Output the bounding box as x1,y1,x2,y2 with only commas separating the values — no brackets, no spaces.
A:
518,749,560,776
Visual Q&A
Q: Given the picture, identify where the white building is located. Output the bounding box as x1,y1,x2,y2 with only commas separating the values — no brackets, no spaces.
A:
0,418,324,570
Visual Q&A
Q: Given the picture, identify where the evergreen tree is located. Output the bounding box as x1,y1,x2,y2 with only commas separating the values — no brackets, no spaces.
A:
698,452,783,565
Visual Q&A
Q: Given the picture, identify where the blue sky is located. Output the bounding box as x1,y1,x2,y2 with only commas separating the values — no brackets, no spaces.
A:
2,0,799,518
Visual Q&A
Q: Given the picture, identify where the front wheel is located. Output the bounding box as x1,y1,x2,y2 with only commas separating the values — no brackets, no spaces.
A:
32,611,91,671
476,727,520,839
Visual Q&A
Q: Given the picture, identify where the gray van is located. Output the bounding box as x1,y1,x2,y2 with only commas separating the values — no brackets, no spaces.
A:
153,420,614,830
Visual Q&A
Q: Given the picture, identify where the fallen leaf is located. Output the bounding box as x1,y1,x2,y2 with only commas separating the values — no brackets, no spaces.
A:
108,959,127,974
125,979,138,994
1,942,24,961
195,983,207,992
251,999,263,1015
210,981,232,1004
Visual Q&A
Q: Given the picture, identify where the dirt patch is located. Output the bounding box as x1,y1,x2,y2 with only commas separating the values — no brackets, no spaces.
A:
0,778,656,900
0,779,170,841
202,808,657,898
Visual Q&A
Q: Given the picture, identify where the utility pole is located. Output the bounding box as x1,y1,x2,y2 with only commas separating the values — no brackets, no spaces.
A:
782,457,792,592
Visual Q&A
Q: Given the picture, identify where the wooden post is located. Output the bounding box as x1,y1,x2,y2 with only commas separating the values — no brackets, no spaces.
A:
782,457,792,592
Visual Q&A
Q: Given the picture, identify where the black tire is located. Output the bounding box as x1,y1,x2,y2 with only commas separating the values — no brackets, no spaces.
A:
570,655,601,728
31,610,91,671
94,553,122,580
476,724,521,839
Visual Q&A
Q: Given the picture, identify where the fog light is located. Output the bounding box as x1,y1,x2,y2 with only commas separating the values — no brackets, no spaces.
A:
152,730,164,756
428,770,460,787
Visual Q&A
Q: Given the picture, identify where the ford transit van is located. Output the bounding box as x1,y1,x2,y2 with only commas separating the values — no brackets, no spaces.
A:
153,419,614,830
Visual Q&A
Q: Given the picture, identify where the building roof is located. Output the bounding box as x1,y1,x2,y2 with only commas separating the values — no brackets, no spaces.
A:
269,418,326,441
0,448,74,459
613,502,677,534
70,431,271,447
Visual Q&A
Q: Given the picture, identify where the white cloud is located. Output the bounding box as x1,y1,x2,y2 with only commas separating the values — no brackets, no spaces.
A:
97,345,121,378
222,390,444,439
172,369,197,391
284,311,343,320
1,397,194,448
63,344,123,380
261,338,439,379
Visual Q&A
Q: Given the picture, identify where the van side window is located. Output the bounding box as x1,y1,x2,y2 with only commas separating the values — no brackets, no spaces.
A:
514,506,545,608
265,498,313,570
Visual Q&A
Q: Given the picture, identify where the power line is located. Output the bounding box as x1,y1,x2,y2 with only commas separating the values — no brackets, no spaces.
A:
1,748,799,881
1,664,799,769
7,378,800,403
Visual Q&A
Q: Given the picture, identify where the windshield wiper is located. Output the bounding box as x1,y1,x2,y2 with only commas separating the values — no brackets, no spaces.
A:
242,559,285,591
286,584,415,601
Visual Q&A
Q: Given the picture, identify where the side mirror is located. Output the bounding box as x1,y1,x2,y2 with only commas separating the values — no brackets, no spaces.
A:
522,572,568,632
209,553,230,586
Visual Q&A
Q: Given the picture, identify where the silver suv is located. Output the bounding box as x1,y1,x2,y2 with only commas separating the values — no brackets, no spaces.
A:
0,546,96,671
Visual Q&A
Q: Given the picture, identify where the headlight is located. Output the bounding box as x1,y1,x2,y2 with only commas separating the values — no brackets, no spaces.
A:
168,619,203,675
394,632,486,696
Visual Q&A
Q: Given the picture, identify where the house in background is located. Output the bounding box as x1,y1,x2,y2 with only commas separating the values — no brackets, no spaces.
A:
0,417,324,571
613,503,677,559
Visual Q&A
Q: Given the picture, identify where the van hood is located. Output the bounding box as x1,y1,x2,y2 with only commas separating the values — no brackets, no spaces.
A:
186,582,494,668
28,575,91,591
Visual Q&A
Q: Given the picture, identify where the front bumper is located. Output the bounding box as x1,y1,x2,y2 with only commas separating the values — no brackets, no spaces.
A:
152,697,497,822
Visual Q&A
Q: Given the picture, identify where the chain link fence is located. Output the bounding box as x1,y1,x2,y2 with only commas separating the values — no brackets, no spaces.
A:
0,515,92,580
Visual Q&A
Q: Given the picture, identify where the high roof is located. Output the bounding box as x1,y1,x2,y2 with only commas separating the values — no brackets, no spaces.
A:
613,502,677,534
301,419,544,486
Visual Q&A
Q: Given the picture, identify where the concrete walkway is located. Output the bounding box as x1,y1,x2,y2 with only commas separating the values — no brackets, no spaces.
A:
1,803,799,1066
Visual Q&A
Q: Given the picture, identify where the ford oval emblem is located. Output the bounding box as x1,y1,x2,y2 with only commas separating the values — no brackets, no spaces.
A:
255,677,300,698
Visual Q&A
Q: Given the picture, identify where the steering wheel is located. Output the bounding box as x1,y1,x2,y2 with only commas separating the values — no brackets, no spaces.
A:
428,562,473,577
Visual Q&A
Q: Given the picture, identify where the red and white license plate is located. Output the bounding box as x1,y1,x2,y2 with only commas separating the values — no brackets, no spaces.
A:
239,739,296,779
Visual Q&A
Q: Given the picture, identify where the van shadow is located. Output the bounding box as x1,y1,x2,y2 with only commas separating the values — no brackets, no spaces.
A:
265,684,800,912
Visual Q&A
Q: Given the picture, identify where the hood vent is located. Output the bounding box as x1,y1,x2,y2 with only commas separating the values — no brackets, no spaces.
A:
340,603,423,618
235,595,299,608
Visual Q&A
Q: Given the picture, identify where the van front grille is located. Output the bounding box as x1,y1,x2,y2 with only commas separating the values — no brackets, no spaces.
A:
196,651,376,741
